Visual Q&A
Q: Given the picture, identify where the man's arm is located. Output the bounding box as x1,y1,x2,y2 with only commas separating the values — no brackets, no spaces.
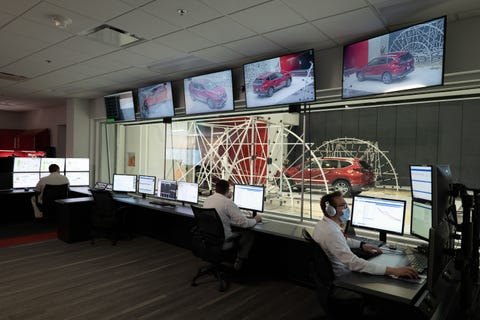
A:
226,201,257,228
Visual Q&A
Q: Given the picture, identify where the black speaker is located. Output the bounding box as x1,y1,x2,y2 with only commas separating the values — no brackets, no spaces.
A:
289,104,301,113
163,117,172,124
45,146,56,158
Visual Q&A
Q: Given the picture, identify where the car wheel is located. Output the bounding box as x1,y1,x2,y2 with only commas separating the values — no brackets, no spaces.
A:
267,87,274,97
207,98,215,109
285,78,292,87
382,72,392,84
332,179,352,197
357,72,365,81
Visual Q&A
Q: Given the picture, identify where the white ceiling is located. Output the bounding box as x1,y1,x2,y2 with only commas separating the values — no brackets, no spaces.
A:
0,0,479,111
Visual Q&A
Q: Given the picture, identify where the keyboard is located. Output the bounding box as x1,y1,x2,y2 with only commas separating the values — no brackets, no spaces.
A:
405,250,428,273
149,200,175,207
351,236,384,247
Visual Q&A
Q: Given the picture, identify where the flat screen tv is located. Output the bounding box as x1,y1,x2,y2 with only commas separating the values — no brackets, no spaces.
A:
65,158,89,172
342,16,446,99
137,82,175,120
244,49,315,108
65,172,90,187
183,69,234,115
104,90,136,122
176,181,199,204
13,172,39,189
13,157,41,172
138,175,156,196
40,158,65,173
112,174,137,193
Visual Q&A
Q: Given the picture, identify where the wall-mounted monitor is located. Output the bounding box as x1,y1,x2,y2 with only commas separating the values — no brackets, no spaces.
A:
233,184,265,214
40,158,65,173
176,181,199,204
65,172,90,187
65,158,89,172
184,69,234,115
137,82,174,120
13,157,41,172
112,174,137,193
157,179,177,201
351,195,406,243
342,16,446,99
104,91,136,122
244,49,316,109
138,175,156,196
13,172,39,189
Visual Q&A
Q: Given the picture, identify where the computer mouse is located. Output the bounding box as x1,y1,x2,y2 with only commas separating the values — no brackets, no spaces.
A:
370,249,379,255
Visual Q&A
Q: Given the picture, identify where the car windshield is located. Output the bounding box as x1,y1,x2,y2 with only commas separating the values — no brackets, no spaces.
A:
399,53,413,63
203,81,217,90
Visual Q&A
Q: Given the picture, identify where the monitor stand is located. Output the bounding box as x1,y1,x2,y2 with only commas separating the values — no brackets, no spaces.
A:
379,231,387,244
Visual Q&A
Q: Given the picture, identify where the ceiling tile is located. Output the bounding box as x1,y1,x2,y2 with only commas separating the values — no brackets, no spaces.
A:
103,50,157,68
154,29,215,53
230,0,306,33
312,7,386,41
283,0,368,21
188,17,256,44
0,0,41,15
263,23,331,51
199,0,270,14
224,36,285,57
46,0,134,21
192,46,245,64
0,11,15,25
118,0,152,7
108,9,180,40
57,36,118,58
142,0,222,28
2,17,72,46
147,55,214,75
0,33,49,68
98,67,160,83
126,40,184,60
76,56,130,75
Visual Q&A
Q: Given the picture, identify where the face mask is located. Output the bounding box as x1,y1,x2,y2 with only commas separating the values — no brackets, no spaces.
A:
339,207,350,222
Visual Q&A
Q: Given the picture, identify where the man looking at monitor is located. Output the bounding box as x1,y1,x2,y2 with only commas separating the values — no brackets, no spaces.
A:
313,191,418,279
203,179,262,271
30,164,69,218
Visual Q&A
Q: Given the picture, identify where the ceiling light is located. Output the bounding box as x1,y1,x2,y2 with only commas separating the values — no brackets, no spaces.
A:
177,9,187,16
49,14,72,29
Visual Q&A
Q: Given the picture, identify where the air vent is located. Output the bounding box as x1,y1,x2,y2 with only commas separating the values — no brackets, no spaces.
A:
82,24,143,47
0,72,28,81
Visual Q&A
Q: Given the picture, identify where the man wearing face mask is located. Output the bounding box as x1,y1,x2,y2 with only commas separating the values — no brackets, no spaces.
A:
313,191,418,279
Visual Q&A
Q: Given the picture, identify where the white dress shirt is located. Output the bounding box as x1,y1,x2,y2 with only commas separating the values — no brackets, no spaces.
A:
203,192,256,239
313,217,386,277
35,172,70,203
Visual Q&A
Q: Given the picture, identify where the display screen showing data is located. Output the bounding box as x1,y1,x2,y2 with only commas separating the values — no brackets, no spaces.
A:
138,175,156,195
158,180,177,200
112,174,137,192
411,201,432,240
65,172,89,186
65,158,89,172
40,158,65,172
410,165,432,201
233,184,265,212
13,158,41,172
13,172,39,189
351,195,406,234
176,181,198,204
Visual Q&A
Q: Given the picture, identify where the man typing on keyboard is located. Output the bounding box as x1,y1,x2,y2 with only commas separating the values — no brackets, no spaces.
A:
313,191,419,279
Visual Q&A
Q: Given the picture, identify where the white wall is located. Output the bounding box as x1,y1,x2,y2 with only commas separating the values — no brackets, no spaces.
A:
0,111,26,129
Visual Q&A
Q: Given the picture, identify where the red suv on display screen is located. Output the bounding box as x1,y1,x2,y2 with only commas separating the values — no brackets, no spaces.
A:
188,79,227,109
281,157,375,196
356,52,414,84
253,71,292,97
142,84,168,111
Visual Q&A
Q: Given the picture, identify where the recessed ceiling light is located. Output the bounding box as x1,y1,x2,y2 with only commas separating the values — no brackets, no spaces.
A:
49,14,72,29
177,9,187,16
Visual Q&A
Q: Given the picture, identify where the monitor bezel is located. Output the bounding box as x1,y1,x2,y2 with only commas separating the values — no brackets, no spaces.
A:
176,181,199,204
233,184,265,213
65,171,90,187
137,82,175,120
243,48,316,109
410,200,432,241
13,157,41,173
137,175,157,196
103,90,137,123
341,16,446,100
112,173,138,193
157,179,177,201
13,172,40,189
65,158,90,172
409,164,433,202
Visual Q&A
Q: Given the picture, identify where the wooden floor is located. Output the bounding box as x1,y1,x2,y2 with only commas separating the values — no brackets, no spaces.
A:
0,237,325,320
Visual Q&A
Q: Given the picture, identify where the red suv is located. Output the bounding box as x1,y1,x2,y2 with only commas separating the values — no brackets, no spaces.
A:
189,79,227,109
253,71,292,97
356,52,414,84
142,84,168,112
281,157,375,196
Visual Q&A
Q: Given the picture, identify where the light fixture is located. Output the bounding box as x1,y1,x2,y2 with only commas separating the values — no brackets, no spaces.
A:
49,14,72,29
177,9,187,16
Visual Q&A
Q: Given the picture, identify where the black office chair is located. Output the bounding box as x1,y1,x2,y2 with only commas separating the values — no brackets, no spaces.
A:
37,184,69,220
90,189,127,246
302,228,365,319
190,206,238,292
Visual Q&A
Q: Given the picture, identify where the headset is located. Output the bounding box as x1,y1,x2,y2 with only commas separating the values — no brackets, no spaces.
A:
325,201,337,216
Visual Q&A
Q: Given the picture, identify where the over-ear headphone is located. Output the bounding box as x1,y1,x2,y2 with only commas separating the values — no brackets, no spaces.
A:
325,201,337,216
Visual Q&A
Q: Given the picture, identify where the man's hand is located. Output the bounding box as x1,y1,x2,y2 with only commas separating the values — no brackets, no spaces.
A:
362,243,383,254
254,214,262,223
386,266,419,279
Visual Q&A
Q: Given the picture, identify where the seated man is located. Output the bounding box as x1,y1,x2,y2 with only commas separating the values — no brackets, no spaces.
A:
203,179,262,270
313,191,418,279
31,163,69,218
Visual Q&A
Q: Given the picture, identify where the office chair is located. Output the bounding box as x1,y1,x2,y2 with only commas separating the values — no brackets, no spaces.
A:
302,228,365,319
90,189,127,246
37,184,69,220
190,206,238,292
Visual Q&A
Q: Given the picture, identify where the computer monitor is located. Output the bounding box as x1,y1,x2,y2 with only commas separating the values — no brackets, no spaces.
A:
104,90,136,122
13,172,39,189
137,82,174,120
233,184,265,216
112,174,137,193
410,201,432,241
13,157,41,172
410,165,433,201
65,158,89,172
351,195,406,243
157,179,177,201
65,172,90,187
40,158,65,173
138,175,156,197
176,181,199,204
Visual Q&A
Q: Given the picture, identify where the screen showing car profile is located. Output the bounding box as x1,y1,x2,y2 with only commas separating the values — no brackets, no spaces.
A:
13,157,41,172
410,165,432,201
137,82,174,120
244,49,315,108
104,91,136,122
40,158,65,172
65,158,89,172
342,16,445,98
65,172,90,186
176,181,199,204
138,175,156,195
112,174,137,193
183,69,234,115
157,179,177,200
233,184,265,213
13,172,39,189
